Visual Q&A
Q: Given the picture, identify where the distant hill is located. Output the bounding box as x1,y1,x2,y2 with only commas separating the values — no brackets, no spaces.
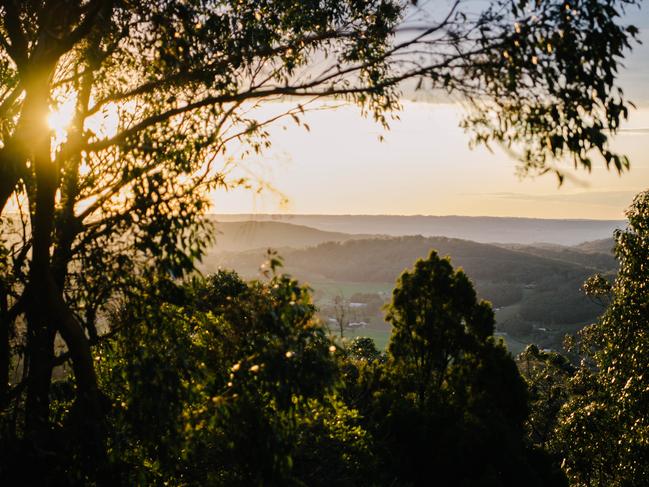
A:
573,238,616,254
199,222,622,351
208,220,374,252
207,235,598,286
210,214,625,245
203,235,607,331
496,242,617,271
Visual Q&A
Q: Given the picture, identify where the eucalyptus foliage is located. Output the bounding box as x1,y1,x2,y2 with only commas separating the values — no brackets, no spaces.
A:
46,270,371,485
556,190,649,486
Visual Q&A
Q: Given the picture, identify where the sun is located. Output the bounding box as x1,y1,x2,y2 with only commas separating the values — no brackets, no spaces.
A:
49,96,124,145
47,92,121,151
47,94,77,146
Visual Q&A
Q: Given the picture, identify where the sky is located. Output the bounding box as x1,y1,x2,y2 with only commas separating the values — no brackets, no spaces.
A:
213,5,649,220
213,102,648,220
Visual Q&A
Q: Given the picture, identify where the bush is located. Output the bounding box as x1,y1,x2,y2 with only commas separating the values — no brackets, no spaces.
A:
96,270,373,485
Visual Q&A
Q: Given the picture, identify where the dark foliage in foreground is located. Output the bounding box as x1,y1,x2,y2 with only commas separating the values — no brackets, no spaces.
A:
516,190,649,487
348,251,565,486
0,1,642,483
1,255,561,485
1,189,648,485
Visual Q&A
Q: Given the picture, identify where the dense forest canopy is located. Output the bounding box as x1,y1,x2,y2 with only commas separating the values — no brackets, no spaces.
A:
0,0,646,484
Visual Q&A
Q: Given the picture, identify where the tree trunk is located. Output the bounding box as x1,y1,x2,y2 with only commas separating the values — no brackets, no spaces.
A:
24,300,56,442
0,153,19,215
50,284,109,477
46,67,108,468
0,286,9,407
21,68,61,446
0,135,29,215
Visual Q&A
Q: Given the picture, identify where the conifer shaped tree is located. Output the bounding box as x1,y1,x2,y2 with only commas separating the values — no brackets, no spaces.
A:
375,251,560,486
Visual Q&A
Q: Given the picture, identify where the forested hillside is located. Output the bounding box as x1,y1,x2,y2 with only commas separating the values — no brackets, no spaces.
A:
203,230,615,351
495,242,617,271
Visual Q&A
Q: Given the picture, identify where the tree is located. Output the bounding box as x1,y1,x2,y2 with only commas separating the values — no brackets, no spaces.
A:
517,344,575,450
347,336,381,363
332,293,351,338
96,270,369,485
361,251,564,486
555,190,649,486
386,251,498,406
0,0,640,464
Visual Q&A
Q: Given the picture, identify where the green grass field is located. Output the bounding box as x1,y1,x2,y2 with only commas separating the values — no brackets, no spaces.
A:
314,280,533,354
309,281,394,302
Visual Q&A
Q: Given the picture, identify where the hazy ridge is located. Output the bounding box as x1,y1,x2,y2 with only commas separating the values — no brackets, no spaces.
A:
210,220,374,252
211,214,625,246
201,219,617,352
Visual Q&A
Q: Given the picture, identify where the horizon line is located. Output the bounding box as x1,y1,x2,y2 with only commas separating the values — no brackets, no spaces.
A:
207,213,627,222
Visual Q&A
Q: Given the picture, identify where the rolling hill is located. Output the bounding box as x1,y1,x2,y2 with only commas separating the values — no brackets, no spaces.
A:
208,220,374,252
210,214,625,245
199,220,618,352
495,242,617,271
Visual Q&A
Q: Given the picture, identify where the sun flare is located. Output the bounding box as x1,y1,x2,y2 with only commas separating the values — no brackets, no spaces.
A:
47,94,121,150
47,94,77,145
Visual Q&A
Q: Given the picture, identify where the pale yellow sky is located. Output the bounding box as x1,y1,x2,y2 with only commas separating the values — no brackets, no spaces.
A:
212,102,649,219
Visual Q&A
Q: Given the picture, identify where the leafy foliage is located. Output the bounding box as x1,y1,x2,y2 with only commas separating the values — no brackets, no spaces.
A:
347,251,565,486
555,190,649,486
94,270,371,485
517,345,575,449
0,0,643,482
463,0,640,179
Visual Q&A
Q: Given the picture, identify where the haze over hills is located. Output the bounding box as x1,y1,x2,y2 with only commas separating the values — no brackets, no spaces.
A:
210,221,373,252
495,240,617,270
573,238,617,253
7,216,611,352
202,219,618,353
207,234,612,285
211,214,626,246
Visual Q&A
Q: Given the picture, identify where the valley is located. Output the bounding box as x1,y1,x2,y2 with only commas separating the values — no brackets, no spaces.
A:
200,218,619,353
